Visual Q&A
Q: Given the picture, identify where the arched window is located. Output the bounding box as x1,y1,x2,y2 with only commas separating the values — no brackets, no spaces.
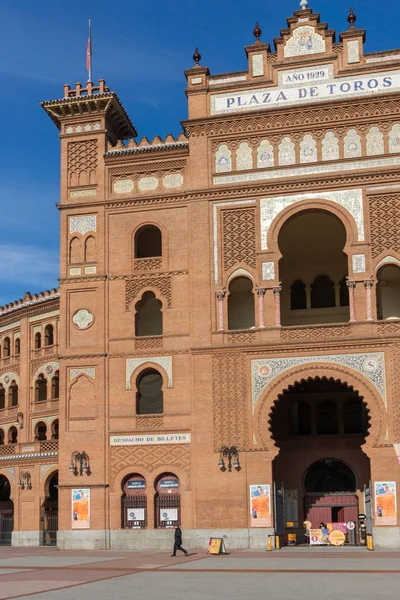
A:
134,225,162,258
84,235,96,262
290,401,311,435
14,338,20,355
8,381,18,407
51,371,59,399
121,474,147,529
0,429,4,445
344,399,364,434
377,264,400,320
3,337,10,358
69,236,82,264
317,401,338,435
136,369,163,415
8,426,17,444
35,332,42,349
44,325,54,346
35,374,47,402
35,422,47,441
290,280,307,310
227,276,255,330
0,385,5,410
311,275,336,309
135,292,163,337
339,277,349,306
51,419,59,440
155,473,180,528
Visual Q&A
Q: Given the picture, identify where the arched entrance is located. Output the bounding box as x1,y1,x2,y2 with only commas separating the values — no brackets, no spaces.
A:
41,471,58,546
121,474,147,529
154,473,180,528
0,475,13,546
270,377,371,545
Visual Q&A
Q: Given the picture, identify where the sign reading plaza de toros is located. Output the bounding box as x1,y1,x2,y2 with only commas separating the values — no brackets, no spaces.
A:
110,433,191,446
211,70,398,115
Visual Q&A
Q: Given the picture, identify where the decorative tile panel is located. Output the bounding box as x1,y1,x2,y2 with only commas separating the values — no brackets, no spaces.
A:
284,26,325,58
262,262,275,281
191,77,202,84
163,173,184,189
215,144,232,173
40,464,56,480
32,362,59,385
126,356,172,389
366,126,384,156
300,134,317,163
260,189,364,250
70,368,95,380
69,189,97,199
278,137,295,166
69,215,96,235
236,142,253,171
251,352,386,412
72,309,94,330
84,266,97,274
138,177,158,191
352,254,366,273
347,40,360,64
113,179,134,194
389,124,400,153
252,54,264,77
344,129,362,158
322,131,339,161
69,267,81,276
0,372,20,389
257,140,274,168
5,467,15,480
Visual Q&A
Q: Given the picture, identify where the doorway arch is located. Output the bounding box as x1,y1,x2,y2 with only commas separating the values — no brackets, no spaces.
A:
0,474,13,545
41,471,58,546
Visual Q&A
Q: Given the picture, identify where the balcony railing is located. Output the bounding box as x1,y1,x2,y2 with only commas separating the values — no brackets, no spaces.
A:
0,440,58,460
30,399,59,414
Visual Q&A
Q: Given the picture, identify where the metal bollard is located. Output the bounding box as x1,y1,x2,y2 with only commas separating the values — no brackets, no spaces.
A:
275,535,281,550
267,535,273,551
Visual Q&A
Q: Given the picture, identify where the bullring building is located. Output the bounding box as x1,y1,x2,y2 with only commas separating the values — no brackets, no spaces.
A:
0,3,400,549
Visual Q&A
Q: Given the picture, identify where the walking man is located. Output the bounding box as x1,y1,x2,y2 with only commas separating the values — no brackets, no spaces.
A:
171,525,188,557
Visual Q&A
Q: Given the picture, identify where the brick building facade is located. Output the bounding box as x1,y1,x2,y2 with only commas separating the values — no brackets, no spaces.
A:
1,5,400,548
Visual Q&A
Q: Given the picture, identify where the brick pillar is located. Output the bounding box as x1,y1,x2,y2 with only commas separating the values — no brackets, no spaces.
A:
347,280,356,322
216,291,225,332
256,288,266,329
273,286,282,327
364,279,375,322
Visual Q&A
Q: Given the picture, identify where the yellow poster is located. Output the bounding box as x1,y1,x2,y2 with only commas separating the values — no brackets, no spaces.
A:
250,485,271,527
208,538,222,554
375,481,397,526
72,488,90,529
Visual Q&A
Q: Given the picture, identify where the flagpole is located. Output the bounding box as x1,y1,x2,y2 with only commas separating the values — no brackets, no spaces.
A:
87,18,92,83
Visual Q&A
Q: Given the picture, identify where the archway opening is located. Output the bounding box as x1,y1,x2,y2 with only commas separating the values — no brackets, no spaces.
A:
278,210,349,326
227,276,255,330
269,376,371,545
41,472,58,546
121,474,147,529
377,264,400,320
0,475,13,546
154,473,180,529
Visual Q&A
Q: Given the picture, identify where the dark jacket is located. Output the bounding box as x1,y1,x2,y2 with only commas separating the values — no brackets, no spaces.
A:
174,527,182,543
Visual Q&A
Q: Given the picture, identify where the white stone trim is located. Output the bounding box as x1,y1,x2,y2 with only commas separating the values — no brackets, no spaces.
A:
126,356,172,389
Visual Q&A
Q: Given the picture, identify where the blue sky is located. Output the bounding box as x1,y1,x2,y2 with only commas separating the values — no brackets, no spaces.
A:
0,0,398,305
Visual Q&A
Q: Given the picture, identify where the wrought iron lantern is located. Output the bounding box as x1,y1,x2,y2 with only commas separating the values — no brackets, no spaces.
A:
69,451,90,476
218,446,240,472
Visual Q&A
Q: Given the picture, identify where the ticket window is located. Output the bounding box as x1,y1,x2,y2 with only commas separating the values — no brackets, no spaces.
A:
122,475,147,529
155,474,180,528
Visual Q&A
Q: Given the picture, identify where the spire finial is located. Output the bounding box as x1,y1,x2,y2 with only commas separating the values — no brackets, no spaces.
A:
300,0,308,9
253,21,262,42
193,47,201,66
348,7,356,28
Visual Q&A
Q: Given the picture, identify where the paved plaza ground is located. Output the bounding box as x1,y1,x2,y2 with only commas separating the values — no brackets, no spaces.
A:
0,545,399,599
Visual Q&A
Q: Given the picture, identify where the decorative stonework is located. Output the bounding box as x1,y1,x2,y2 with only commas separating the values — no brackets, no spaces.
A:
72,309,94,330
66,122,101,134
69,267,81,276
222,208,256,271
322,131,339,161
300,134,317,163
163,173,184,189
68,140,98,187
212,353,247,451
113,179,134,194
389,124,400,153
347,40,360,64
366,126,384,156
252,54,264,77
251,352,386,412
110,444,190,490
262,262,275,280
215,144,232,173
126,356,173,388
281,324,351,341
369,194,400,258
135,337,163,350
344,129,362,158
84,266,97,275
138,177,158,192
257,140,274,168
0,372,19,389
125,274,171,308
136,416,164,429
4,467,15,480
69,215,96,235
352,254,366,273
236,142,253,171
134,258,162,272
278,137,295,166
70,368,95,380
284,26,325,58
69,189,96,199
32,362,59,385
40,464,56,480
260,188,364,250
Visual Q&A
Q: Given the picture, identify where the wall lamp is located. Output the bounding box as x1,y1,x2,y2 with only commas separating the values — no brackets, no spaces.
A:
218,446,240,472
18,471,32,490
69,451,90,476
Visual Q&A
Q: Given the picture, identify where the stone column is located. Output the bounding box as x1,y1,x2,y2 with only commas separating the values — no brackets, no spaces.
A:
273,286,282,327
216,291,225,332
256,288,266,329
364,279,375,322
346,280,356,323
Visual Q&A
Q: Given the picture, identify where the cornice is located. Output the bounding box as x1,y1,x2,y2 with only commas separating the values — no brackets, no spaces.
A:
0,298,60,327
59,276,107,284
58,353,107,360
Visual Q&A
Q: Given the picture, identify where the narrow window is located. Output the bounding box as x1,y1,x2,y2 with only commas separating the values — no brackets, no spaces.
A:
134,226,162,258
0,385,5,410
44,325,54,346
8,426,18,444
311,275,336,309
3,337,10,358
290,280,307,310
51,371,59,399
317,401,338,435
15,338,20,355
135,292,163,337
136,369,163,415
35,374,48,402
8,381,18,407
35,332,42,349
227,276,255,330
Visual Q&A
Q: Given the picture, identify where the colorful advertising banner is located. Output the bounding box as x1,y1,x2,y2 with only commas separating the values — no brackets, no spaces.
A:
375,481,397,525
250,484,271,527
309,523,348,545
72,488,90,529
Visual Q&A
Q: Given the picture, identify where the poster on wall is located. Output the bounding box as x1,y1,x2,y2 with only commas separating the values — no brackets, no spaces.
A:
72,488,90,529
126,508,145,522
374,481,397,525
250,485,271,527
160,509,178,523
